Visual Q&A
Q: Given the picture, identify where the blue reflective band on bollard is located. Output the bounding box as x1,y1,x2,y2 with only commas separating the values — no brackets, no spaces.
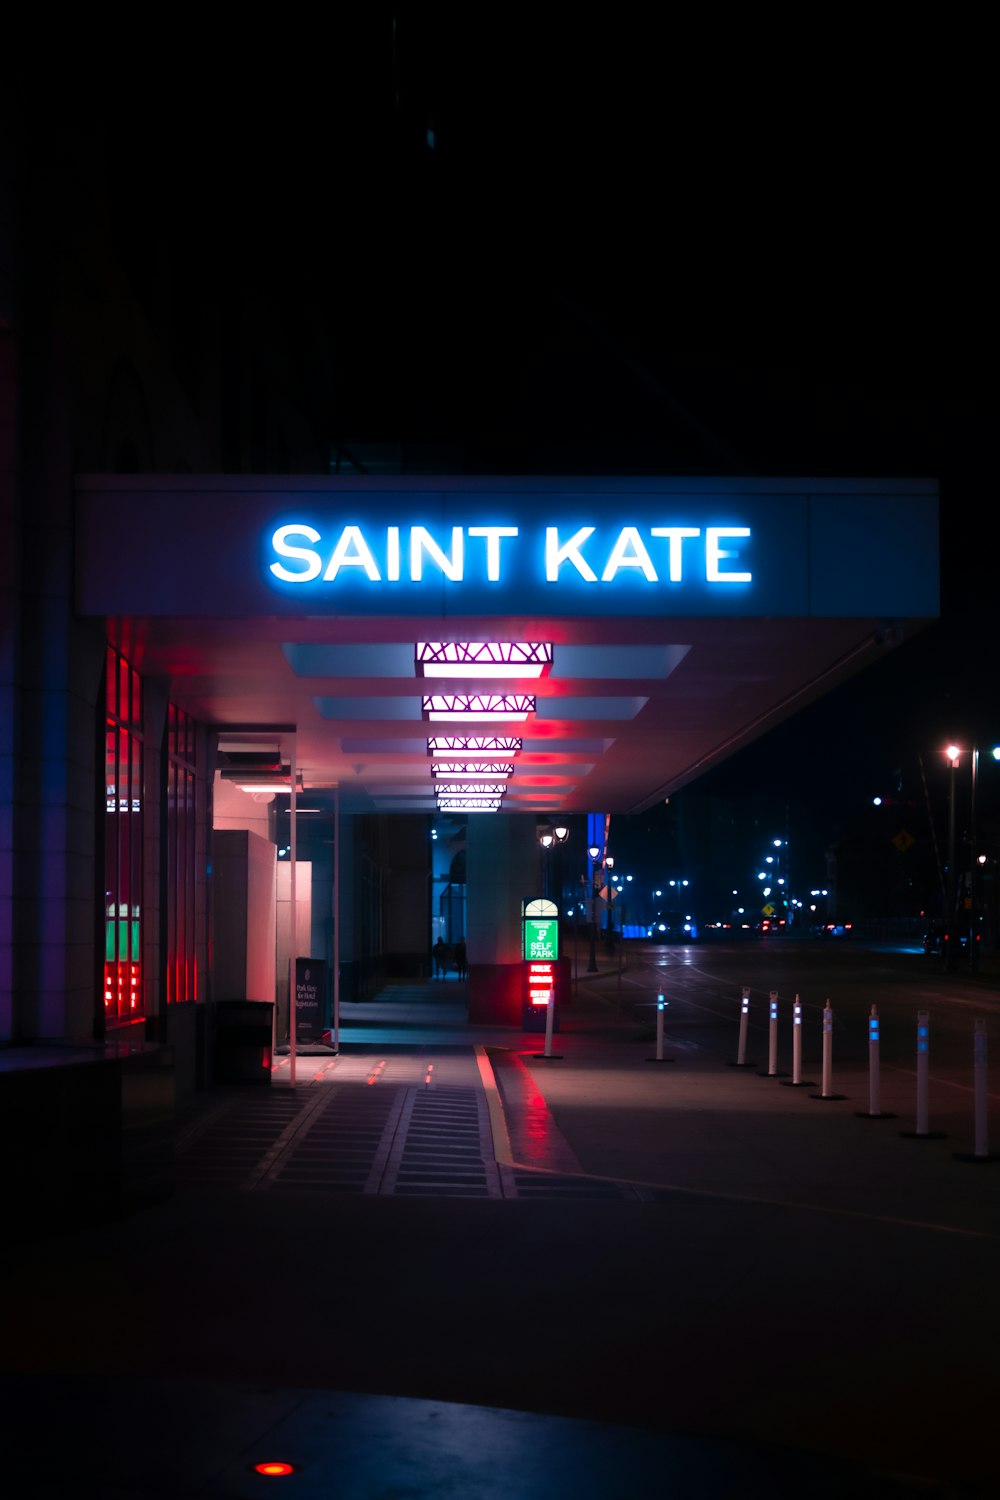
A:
870,1018,879,1041
658,994,665,1011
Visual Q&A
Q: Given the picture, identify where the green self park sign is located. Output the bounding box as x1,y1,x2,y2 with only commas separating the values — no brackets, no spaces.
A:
523,915,558,961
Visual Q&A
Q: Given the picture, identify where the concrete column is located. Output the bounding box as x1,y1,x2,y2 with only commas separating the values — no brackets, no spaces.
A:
0,329,16,1041
466,814,538,1025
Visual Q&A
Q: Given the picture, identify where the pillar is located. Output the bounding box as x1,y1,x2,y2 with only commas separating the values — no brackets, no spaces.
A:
466,814,538,1025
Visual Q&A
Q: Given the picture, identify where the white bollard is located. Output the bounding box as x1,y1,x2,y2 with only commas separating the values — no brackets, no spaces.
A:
543,990,555,1059
791,994,803,1085
781,993,817,1088
916,1010,930,1135
810,1000,847,1101
856,1003,896,1119
768,991,779,1076
868,1004,880,1116
735,986,751,1066
973,1018,989,1159
647,993,675,1063
953,1018,998,1161
900,1010,943,1138
821,1002,833,1097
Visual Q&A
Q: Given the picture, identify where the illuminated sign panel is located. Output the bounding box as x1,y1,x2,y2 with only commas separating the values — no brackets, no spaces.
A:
527,959,556,1006
73,478,941,621
262,506,768,618
524,918,558,961
268,522,753,588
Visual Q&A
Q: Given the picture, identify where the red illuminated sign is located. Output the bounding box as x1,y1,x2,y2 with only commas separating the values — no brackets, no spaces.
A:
104,961,141,1018
527,959,555,1005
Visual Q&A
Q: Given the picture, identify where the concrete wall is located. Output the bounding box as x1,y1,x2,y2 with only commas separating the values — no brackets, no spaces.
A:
0,329,16,1041
212,829,277,1003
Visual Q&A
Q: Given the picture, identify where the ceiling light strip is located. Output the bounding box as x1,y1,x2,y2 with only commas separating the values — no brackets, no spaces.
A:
416,642,553,678
431,763,515,779
423,694,535,721
427,736,522,758
436,785,508,798
437,796,505,811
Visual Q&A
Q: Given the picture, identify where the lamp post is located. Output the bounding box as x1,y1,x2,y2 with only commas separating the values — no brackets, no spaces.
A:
947,744,959,954
605,855,615,948
536,823,570,904
552,823,569,913
587,843,601,972
945,745,960,970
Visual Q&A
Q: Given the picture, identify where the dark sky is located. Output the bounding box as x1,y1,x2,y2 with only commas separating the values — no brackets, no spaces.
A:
14,18,992,876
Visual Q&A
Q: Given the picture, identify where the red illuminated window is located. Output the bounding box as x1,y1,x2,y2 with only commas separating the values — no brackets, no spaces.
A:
104,646,144,1024
166,704,199,1003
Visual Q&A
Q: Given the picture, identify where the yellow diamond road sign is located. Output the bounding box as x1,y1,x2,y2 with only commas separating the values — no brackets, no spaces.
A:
892,830,915,852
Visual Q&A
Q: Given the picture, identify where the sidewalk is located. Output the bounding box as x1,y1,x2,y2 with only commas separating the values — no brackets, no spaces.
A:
2,973,997,1498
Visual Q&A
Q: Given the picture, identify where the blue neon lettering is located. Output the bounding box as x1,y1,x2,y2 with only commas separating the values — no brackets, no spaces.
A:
324,525,381,580
270,524,323,582
650,527,701,581
267,523,753,587
601,528,658,581
468,526,519,581
706,527,752,583
546,526,598,582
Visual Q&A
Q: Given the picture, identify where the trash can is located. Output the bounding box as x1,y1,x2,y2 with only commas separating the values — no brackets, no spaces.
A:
213,1000,274,1084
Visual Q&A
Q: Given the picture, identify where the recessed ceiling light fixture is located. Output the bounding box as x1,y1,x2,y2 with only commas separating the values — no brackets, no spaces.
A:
416,642,553,678
427,736,522,759
422,694,535,722
431,762,515,779
235,778,304,793
437,796,505,812
435,782,508,798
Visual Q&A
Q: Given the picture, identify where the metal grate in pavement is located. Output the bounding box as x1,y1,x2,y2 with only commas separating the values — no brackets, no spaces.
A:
174,1064,644,1202
379,1085,502,1198
174,1091,312,1191
260,1082,405,1194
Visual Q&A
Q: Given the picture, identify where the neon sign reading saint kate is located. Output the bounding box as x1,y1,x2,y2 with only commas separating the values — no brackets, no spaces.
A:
267,523,752,586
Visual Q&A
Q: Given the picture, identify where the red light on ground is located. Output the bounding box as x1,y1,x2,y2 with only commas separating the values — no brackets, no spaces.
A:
253,1460,297,1476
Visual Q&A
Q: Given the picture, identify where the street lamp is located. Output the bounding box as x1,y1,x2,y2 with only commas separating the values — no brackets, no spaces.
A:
944,745,960,954
943,743,1000,970
605,855,615,947
587,843,601,972
537,823,569,903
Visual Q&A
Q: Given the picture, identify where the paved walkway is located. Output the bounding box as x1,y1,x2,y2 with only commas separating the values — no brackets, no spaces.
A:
2,972,997,1497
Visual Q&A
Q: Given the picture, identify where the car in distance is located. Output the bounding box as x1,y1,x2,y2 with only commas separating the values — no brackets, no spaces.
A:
923,921,979,959
648,911,699,941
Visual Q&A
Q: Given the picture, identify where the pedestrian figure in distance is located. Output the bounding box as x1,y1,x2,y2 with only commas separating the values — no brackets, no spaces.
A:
455,939,467,980
432,937,448,979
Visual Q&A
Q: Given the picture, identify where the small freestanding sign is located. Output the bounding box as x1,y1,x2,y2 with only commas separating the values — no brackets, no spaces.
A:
294,958,328,1043
522,898,561,1033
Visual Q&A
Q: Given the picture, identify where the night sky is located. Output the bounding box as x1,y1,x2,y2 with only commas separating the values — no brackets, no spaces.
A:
10,17,992,907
